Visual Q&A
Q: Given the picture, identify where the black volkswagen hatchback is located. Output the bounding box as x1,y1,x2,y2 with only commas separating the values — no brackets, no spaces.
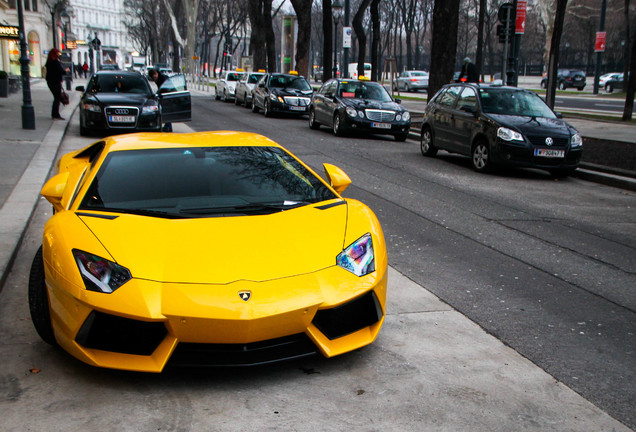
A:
420,83,582,177
76,70,191,136
309,78,411,141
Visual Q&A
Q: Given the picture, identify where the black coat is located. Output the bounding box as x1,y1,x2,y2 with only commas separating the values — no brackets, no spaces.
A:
45,59,66,86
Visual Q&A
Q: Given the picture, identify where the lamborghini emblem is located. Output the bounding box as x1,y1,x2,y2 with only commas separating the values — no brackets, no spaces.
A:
238,291,251,302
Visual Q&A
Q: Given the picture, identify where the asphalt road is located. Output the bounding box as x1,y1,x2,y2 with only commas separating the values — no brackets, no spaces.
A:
190,94,636,428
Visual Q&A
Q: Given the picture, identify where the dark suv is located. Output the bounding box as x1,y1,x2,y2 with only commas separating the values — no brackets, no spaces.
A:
541,69,586,91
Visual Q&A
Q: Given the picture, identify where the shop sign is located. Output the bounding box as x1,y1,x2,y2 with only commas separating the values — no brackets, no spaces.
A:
0,25,20,40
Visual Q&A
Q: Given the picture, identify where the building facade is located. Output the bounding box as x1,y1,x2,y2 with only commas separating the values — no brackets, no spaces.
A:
1,0,48,77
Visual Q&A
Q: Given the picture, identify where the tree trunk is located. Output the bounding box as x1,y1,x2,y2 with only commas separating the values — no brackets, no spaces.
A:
353,0,372,78
475,0,486,79
322,0,333,82
248,0,266,70
545,0,568,109
622,20,635,121
290,0,312,77
264,0,276,72
428,0,461,97
370,0,380,81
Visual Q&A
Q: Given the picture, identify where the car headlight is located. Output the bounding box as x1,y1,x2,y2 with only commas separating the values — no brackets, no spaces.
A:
346,107,358,118
142,100,159,114
571,132,582,147
73,249,132,293
396,114,402,121
83,102,101,113
337,233,375,277
269,93,279,101
402,111,411,121
497,127,524,142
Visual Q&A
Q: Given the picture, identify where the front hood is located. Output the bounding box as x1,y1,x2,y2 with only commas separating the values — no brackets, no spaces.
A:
273,88,313,97
340,98,404,112
486,114,574,137
88,93,151,106
78,203,347,284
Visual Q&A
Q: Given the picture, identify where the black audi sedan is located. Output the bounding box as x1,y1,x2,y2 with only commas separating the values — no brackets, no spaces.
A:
420,83,582,177
309,78,411,141
251,73,313,117
76,70,191,136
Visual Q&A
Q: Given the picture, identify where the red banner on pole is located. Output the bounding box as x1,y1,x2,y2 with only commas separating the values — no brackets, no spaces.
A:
515,1,527,34
595,31,607,52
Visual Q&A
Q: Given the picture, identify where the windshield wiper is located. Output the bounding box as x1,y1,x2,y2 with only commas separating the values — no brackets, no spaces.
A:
179,201,309,215
86,207,185,219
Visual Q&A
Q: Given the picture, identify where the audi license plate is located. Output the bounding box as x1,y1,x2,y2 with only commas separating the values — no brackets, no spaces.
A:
534,148,564,158
109,115,135,123
371,122,391,129
289,106,306,111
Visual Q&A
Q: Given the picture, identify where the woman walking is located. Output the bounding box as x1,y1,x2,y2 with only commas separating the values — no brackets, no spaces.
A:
45,48,66,120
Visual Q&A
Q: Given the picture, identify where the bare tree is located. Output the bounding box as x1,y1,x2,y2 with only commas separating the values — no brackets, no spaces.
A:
429,0,461,97
162,0,200,74
546,0,569,109
352,0,373,78
290,0,312,77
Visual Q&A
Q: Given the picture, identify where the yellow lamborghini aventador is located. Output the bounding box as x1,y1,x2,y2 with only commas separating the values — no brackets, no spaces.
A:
29,131,387,372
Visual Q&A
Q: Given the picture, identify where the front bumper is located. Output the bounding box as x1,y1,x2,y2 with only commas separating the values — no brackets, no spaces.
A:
46,263,387,372
342,114,411,136
269,98,311,114
491,139,582,169
81,108,161,134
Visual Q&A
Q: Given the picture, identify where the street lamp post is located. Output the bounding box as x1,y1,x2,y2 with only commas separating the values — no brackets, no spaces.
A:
16,0,35,129
332,1,343,78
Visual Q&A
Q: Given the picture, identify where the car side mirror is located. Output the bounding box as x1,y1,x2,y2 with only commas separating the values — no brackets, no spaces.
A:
394,98,402,104
555,112,563,119
323,163,351,194
75,85,85,92
41,172,69,212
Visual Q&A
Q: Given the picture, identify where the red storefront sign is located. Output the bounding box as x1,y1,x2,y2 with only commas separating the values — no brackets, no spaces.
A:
516,1,527,34
595,32,607,52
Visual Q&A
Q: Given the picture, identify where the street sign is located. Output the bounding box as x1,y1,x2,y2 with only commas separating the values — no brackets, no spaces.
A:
595,31,606,52
342,27,352,49
498,3,514,23
516,1,527,34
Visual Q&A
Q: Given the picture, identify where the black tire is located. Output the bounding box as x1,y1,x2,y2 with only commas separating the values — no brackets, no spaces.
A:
333,112,345,137
577,86,584,91
29,246,56,345
215,90,221,101
559,81,566,91
420,127,438,157
309,108,320,130
245,99,252,109
394,132,408,142
252,101,260,113
263,99,272,117
472,139,493,173
79,124,88,137
234,94,241,105
605,83,613,93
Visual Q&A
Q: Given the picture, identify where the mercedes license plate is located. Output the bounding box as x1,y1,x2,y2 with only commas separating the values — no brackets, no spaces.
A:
371,122,391,129
534,148,564,158
289,106,306,111
109,115,135,123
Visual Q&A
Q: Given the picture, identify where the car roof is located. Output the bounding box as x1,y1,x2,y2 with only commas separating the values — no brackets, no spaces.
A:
94,70,143,76
86,131,282,155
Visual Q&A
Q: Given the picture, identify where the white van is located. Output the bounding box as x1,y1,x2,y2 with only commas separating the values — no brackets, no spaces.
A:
348,63,372,79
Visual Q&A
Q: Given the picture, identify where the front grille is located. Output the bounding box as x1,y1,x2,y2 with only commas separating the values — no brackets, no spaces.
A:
312,291,383,340
105,106,139,128
527,135,569,148
167,333,317,367
365,109,395,122
75,311,167,355
283,96,311,106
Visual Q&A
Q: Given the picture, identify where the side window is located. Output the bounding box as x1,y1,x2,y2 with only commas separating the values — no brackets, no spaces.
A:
159,74,187,93
457,87,477,111
438,86,461,107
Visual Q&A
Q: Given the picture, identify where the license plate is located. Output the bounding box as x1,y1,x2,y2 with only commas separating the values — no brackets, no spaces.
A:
371,122,391,129
289,106,306,111
109,115,135,123
534,148,565,158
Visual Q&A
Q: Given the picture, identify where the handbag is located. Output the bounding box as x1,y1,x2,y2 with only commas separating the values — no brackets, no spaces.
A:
60,89,69,105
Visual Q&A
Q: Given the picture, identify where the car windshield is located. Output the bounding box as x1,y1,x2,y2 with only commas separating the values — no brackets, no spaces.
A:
479,88,556,119
338,81,392,102
86,74,152,95
79,146,337,218
248,74,262,83
410,72,428,77
269,75,311,90
226,73,243,81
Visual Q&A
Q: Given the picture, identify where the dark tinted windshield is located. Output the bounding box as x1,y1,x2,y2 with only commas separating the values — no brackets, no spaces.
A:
87,74,152,95
226,72,243,81
269,75,312,90
479,88,556,118
80,146,337,217
248,74,263,84
338,81,392,102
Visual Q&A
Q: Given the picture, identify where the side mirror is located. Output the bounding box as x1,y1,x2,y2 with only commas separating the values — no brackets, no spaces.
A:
323,163,351,194
555,112,563,119
41,172,69,212
75,85,85,92
394,98,402,104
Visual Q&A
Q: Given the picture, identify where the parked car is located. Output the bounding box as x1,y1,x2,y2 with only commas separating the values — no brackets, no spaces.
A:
604,73,627,93
309,78,411,141
215,70,245,102
393,70,429,92
420,83,582,177
29,131,387,372
234,71,265,108
252,72,313,117
540,69,586,91
599,72,622,87
76,70,191,136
